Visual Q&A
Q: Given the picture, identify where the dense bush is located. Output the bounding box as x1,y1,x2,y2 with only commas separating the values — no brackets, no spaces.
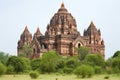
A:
94,66,102,74
40,51,61,73
21,57,31,73
112,58,120,73
31,58,41,70
6,65,14,74
0,52,9,65
65,57,79,68
29,71,39,79
75,47,90,61
84,54,105,67
104,75,110,79
74,65,94,78
7,56,29,73
112,51,120,58
63,67,73,74
0,62,6,76
56,59,65,70
106,68,112,74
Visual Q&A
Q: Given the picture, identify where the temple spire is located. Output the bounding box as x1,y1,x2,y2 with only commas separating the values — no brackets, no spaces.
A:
24,25,29,32
61,2,65,8
36,27,41,34
34,27,42,36
90,21,95,27
58,2,68,13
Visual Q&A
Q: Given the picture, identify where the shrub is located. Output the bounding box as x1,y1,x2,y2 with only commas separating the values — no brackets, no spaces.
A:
63,67,73,74
31,59,41,70
57,69,64,74
84,54,105,67
111,58,120,73
94,66,102,74
65,57,78,68
104,76,110,79
74,65,94,78
29,71,39,79
0,62,6,76
40,51,61,73
7,56,26,73
6,65,14,74
106,68,112,74
112,67,120,73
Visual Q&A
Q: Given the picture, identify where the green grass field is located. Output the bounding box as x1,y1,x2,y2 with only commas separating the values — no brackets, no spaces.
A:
0,74,120,80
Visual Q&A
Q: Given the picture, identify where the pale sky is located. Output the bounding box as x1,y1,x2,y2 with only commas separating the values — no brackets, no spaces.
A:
0,0,120,59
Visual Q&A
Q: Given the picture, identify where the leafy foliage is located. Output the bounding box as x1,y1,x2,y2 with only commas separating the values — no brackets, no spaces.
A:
6,65,14,74
75,47,90,61
63,67,73,74
106,50,120,74
29,71,39,79
74,64,94,78
19,45,32,58
111,58,120,73
84,54,105,67
31,58,41,70
112,50,120,58
94,66,102,74
0,52,9,64
40,51,61,73
0,62,6,76
7,56,29,73
21,57,31,72
65,56,79,68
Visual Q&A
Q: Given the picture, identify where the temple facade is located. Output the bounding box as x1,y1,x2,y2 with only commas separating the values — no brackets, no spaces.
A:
17,3,105,59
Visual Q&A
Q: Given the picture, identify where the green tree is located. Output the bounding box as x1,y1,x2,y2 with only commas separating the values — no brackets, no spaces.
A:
7,56,28,73
111,57,120,73
0,52,9,64
0,62,6,76
106,58,112,67
6,65,14,74
19,45,32,58
94,66,102,74
63,67,73,74
112,50,120,58
56,58,65,70
40,50,61,73
65,56,79,68
84,54,105,67
21,57,31,72
75,47,90,61
31,58,41,70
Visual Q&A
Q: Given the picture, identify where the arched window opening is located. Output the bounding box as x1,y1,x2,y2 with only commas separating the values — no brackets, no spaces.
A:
33,48,35,53
78,43,81,48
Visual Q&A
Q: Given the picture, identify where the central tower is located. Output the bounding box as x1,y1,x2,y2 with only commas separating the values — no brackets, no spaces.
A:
45,3,80,38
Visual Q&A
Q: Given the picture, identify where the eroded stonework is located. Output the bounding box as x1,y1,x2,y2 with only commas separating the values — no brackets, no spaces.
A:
17,3,105,59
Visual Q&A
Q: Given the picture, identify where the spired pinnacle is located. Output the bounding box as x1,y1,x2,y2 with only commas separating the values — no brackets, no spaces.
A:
35,27,43,36
24,25,29,33
90,21,95,27
58,2,68,13
61,2,65,8
36,27,40,34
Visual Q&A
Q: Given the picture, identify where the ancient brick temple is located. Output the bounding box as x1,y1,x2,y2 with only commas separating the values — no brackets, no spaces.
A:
17,3,105,59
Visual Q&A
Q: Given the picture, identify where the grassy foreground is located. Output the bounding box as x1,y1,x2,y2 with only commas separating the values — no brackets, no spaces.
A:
0,74,120,80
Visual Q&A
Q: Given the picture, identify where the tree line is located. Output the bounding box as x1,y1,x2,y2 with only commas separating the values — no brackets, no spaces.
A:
0,47,120,78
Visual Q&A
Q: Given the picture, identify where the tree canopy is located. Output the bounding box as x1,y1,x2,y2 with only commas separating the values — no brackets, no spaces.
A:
40,51,61,73
112,50,120,58
84,54,105,67
75,47,90,61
